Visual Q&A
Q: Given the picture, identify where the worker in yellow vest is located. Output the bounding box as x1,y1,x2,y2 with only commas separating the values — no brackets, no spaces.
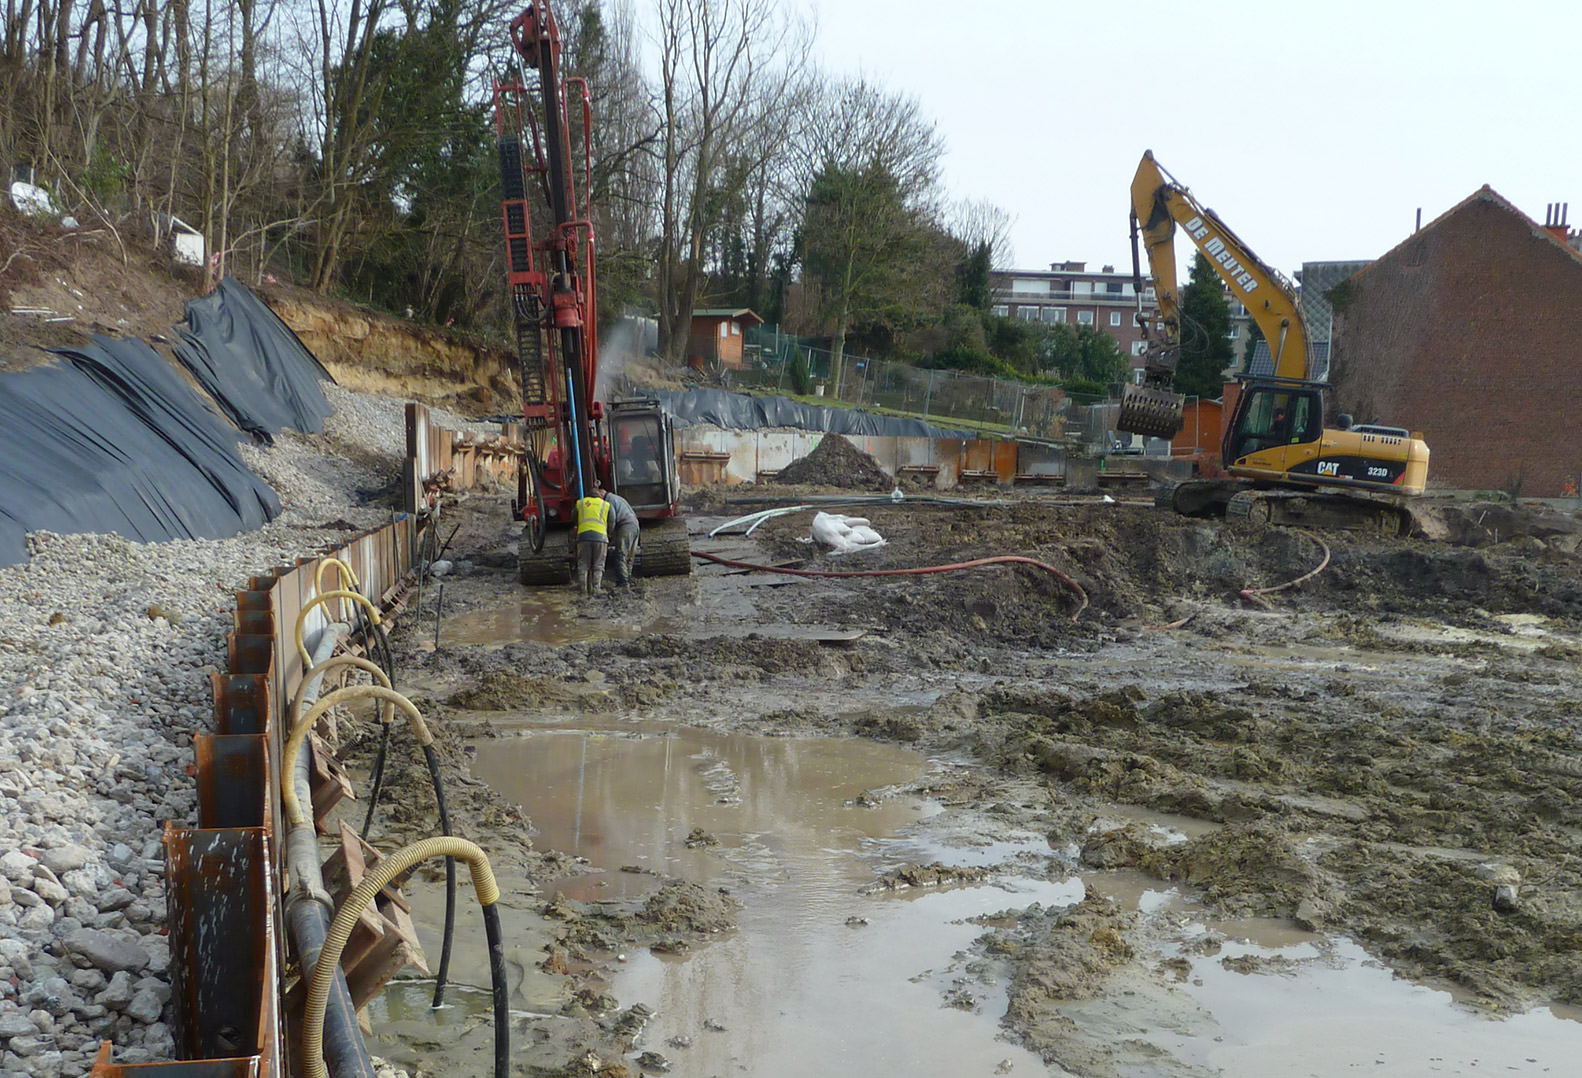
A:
574,481,612,595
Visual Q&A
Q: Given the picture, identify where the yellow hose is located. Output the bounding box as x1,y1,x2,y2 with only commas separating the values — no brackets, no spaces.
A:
302,837,499,1078
291,655,396,733
294,590,383,670
315,558,363,622
316,556,362,594
283,685,432,829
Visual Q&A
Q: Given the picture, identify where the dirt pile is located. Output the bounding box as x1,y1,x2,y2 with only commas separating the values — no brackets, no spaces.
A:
773,434,892,490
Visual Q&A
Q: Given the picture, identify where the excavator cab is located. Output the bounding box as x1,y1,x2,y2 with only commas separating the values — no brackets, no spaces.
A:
1224,382,1323,464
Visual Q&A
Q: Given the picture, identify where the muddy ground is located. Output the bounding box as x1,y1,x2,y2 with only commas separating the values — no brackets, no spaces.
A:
352,484,1582,1076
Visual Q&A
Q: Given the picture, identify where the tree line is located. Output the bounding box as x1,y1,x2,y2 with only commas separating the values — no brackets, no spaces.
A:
0,0,1130,388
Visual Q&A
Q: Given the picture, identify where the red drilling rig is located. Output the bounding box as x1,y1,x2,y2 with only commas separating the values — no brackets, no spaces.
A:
496,0,691,584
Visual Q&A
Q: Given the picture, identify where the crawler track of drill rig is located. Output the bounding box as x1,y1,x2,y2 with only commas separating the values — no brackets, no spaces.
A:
1160,480,1417,537
634,518,693,578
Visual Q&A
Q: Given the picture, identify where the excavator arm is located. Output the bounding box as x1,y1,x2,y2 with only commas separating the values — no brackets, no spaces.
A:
1119,150,1311,437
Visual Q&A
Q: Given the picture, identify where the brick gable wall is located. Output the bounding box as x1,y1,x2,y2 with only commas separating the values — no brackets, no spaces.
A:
1330,198,1582,497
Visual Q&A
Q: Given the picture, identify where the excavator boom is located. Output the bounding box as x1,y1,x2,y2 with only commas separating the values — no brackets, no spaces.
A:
1120,150,1311,437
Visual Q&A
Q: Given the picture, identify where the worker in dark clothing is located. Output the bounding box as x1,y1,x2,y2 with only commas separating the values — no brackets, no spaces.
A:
603,488,640,586
574,482,611,596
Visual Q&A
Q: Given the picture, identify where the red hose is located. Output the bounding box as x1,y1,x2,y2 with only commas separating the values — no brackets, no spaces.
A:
690,550,1088,622
1239,530,1331,609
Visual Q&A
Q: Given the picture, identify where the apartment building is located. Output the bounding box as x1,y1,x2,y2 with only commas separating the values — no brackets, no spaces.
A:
992,261,1252,380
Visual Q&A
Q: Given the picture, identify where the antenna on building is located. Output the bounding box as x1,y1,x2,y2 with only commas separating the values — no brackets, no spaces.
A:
1415,208,1422,231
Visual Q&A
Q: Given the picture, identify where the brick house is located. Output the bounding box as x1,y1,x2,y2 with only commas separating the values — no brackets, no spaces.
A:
1328,188,1582,498
686,308,764,371
992,261,1254,380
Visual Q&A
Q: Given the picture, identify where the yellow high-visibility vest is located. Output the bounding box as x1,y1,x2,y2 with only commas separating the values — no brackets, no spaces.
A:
576,495,610,540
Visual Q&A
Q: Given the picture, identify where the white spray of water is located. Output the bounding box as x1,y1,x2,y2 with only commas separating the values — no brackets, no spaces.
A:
595,316,655,401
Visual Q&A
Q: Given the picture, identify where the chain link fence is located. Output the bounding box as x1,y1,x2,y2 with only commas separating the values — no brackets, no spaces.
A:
720,323,1115,442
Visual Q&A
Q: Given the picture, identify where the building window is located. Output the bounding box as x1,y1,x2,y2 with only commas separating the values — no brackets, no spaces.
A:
1132,341,1149,356
1077,310,1094,325
1109,311,1122,327
719,322,729,338
1045,307,1065,324
1106,282,1123,294
1018,306,1041,322
731,322,741,336
991,305,1008,317
1010,279,1045,294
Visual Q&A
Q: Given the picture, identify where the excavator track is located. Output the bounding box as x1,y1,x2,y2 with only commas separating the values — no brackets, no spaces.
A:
1224,489,1415,536
636,517,692,577
519,528,573,585
1157,479,1241,517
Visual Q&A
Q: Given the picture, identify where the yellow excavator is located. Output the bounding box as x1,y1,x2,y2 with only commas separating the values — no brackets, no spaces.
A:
1119,150,1429,533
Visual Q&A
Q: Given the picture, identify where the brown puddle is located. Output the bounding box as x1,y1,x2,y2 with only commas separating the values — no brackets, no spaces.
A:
430,587,857,650
425,719,1582,1076
467,723,939,900
1086,877,1582,1074
467,720,1072,1074
429,590,666,648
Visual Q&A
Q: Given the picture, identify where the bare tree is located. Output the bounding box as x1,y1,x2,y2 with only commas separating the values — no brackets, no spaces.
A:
947,196,1014,270
650,0,809,364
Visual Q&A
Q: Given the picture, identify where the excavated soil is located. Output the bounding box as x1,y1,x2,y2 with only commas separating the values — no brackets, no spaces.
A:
772,433,894,490
363,486,1582,1075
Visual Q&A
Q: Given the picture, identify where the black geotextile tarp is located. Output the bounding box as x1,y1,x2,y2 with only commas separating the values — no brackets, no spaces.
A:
174,275,335,439
654,388,969,438
0,335,283,568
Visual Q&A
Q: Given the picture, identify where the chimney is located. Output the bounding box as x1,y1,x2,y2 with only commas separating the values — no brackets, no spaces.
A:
1542,202,1571,243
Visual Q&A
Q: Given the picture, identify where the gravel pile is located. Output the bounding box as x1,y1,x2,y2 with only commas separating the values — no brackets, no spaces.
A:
0,382,492,1077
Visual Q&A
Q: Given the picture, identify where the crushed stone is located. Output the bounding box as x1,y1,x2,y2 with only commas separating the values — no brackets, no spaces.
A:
0,383,488,1077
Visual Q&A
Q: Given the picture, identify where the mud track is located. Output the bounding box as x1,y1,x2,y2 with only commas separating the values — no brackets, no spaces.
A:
362,489,1582,1075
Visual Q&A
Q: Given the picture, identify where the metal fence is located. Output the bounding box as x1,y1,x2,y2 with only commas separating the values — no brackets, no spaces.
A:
725,323,1109,439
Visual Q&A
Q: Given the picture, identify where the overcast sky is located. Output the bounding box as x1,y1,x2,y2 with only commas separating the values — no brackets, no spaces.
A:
803,0,1582,278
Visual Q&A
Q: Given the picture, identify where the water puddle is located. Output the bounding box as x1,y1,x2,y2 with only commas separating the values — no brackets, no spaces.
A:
467,723,934,902
467,720,1062,1073
428,591,669,648
1377,613,1578,654
1163,934,1581,1075
452,719,1582,1076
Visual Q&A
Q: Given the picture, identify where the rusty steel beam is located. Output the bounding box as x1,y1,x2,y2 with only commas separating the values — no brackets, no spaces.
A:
195,735,269,830
163,825,278,1067
211,673,271,736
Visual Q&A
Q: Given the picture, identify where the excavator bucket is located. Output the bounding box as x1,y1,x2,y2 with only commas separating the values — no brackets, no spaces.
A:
1117,382,1185,439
